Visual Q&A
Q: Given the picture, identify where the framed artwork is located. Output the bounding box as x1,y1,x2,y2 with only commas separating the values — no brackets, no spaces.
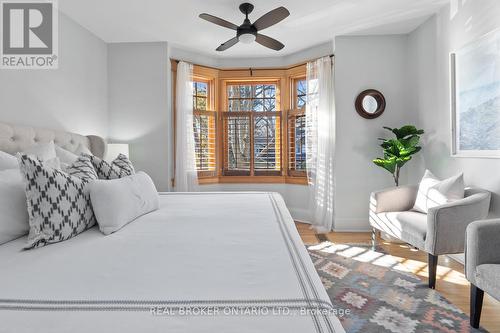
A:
451,28,500,158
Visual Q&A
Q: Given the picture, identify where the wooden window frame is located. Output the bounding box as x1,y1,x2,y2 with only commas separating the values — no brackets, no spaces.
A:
192,76,217,178
171,60,307,186
288,76,307,178
222,80,282,177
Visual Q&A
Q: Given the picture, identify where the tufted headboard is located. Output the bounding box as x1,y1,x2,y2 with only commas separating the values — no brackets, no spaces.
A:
0,122,106,158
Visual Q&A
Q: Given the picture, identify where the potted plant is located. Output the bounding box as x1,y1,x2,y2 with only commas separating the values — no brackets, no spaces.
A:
373,125,424,186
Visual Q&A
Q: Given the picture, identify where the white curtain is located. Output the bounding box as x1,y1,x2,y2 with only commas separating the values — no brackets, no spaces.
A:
175,61,198,192
306,56,336,232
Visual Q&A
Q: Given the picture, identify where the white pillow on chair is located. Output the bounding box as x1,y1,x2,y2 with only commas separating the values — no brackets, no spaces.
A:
413,170,464,213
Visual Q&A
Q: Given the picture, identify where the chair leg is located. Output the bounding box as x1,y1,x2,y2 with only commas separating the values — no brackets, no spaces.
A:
371,228,376,251
428,254,438,289
470,284,484,329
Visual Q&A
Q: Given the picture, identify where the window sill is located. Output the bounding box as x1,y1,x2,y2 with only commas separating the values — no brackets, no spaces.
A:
197,176,308,186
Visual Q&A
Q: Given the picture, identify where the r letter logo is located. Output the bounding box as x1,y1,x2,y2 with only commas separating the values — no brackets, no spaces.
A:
1,0,58,69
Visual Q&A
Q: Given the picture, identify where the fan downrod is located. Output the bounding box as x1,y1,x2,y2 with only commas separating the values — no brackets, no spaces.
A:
239,3,254,16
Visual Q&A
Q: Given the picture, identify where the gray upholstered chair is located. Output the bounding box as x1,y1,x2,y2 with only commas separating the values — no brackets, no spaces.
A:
369,185,491,289
466,219,500,328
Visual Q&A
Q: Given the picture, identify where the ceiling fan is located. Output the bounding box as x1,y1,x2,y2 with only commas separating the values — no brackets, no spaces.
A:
199,3,290,52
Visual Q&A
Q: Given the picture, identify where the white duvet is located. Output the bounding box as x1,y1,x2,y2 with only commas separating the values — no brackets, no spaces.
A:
0,192,344,333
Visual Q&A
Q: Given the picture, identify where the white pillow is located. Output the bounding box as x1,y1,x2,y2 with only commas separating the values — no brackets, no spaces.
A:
55,145,78,165
22,141,57,161
55,144,92,172
0,169,29,245
75,143,92,156
413,170,465,213
0,151,18,170
90,172,159,235
1,149,59,171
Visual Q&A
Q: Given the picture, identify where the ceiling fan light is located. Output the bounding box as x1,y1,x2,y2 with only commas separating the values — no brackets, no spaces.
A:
238,33,256,44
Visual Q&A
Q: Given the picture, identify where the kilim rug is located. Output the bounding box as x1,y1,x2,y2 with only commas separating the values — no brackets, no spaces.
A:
307,241,488,333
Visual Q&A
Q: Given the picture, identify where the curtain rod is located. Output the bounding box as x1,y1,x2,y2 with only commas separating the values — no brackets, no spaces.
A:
172,53,334,69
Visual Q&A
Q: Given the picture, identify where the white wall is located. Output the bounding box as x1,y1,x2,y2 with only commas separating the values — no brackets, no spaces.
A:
170,41,334,69
334,35,416,231
107,42,172,192
0,13,108,137
408,1,500,217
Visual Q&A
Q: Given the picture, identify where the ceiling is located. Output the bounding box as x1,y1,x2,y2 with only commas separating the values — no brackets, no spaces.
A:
59,0,449,58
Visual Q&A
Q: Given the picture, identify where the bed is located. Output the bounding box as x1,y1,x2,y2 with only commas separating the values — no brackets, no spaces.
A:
0,123,344,333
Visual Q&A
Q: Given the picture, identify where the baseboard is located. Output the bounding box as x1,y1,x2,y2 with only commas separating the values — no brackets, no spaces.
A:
288,208,310,222
333,218,371,232
293,217,371,232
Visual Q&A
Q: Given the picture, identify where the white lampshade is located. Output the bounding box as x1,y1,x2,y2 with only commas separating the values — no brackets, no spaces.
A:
106,143,129,162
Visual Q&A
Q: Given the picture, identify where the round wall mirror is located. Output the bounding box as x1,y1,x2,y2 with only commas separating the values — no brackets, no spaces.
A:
355,89,386,119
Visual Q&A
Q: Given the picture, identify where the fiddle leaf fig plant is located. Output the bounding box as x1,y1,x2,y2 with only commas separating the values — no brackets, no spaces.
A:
373,125,424,186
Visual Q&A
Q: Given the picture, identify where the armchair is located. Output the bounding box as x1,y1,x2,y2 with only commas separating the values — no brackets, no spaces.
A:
466,219,500,328
369,185,491,289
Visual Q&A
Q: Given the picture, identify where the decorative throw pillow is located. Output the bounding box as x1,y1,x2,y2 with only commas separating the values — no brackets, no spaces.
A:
90,172,159,235
413,170,465,213
17,154,97,249
65,154,98,181
0,169,29,245
87,153,135,179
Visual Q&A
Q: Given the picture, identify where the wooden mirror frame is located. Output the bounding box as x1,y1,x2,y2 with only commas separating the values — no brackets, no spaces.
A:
355,89,386,119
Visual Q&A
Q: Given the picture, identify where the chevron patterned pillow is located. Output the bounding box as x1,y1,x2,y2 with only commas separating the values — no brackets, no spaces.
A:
65,154,98,181
87,153,135,180
17,154,97,249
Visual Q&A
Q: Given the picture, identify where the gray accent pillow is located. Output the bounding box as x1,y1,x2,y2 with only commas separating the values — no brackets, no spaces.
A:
17,154,97,249
87,153,135,179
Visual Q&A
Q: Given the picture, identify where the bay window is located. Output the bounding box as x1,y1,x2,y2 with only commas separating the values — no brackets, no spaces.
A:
172,60,308,185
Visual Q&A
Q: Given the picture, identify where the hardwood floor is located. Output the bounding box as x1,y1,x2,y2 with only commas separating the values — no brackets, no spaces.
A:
295,222,500,333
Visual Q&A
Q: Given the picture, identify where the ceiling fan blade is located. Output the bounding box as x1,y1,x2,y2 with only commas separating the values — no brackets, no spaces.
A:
253,7,290,31
216,37,239,51
255,34,284,51
199,13,238,30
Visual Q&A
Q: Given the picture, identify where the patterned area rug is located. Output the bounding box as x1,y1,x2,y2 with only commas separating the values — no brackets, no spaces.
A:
307,242,487,333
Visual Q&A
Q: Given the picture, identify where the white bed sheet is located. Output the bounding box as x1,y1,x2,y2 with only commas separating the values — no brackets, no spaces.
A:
0,192,344,333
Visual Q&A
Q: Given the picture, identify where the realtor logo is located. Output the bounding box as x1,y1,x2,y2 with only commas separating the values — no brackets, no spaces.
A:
1,0,58,69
